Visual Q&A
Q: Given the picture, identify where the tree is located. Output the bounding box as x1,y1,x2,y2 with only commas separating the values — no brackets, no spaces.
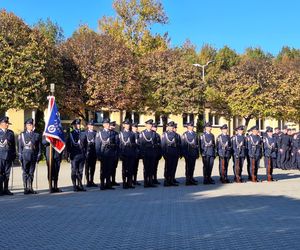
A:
98,0,169,55
0,10,62,111
141,48,204,128
60,25,143,120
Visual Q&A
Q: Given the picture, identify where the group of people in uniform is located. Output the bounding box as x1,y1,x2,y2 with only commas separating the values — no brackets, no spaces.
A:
0,115,299,196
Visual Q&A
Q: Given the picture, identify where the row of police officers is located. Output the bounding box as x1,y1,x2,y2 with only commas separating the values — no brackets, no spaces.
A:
0,115,300,196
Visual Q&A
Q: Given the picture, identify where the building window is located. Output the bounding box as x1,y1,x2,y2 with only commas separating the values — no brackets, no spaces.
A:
233,116,244,129
182,113,195,125
208,113,220,126
278,120,285,130
256,119,265,131
94,111,109,124
125,111,140,124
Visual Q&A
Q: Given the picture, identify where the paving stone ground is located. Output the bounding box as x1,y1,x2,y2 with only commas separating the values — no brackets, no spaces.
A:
1,159,300,250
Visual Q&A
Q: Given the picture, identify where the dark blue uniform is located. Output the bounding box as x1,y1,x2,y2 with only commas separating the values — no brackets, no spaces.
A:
42,136,63,192
119,129,137,188
277,132,292,170
152,131,162,184
0,129,16,195
291,133,299,169
161,131,181,186
66,129,87,191
295,133,300,170
216,133,231,183
110,129,120,185
263,135,277,181
85,130,97,186
18,130,41,194
132,130,140,185
231,134,246,182
96,129,119,189
181,131,199,185
200,132,215,184
247,134,262,182
139,129,157,187
273,132,280,168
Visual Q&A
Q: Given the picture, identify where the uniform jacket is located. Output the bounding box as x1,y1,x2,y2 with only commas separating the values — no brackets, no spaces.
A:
200,132,215,157
161,131,181,157
181,131,199,159
263,135,277,158
0,129,16,161
18,130,41,162
216,133,231,158
85,130,97,159
139,129,156,158
119,129,137,158
231,134,246,158
247,134,263,159
66,129,87,160
95,129,119,158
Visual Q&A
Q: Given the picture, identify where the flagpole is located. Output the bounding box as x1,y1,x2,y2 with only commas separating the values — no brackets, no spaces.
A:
48,84,55,192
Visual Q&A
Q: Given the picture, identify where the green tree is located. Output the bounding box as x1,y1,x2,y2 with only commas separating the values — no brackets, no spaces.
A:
99,0,169,55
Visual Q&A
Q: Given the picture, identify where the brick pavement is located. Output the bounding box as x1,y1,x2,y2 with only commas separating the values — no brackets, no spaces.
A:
0,159,300,249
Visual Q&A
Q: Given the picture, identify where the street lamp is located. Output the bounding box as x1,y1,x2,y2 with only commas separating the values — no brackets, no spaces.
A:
193,60,214,82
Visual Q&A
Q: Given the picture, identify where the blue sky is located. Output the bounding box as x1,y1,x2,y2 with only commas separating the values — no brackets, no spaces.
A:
1,0,300,54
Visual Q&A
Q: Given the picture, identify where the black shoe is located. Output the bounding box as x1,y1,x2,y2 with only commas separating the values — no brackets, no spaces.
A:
164,181,171,187
50,188,56,193
111,182,120,186
90,182,98,187
173,179,179,184
150,184,157,187
3,189,13,195
209,178,215,184
24,189,30,195
185,181,193,186
30,189,37,194
106,186,115,190
86,182,92,187
192,178,198,183
171,182,179,186
78,186,86,192
135,181,141,186
73,186,79,192
153,180,160,185
203,179,210,185
55,188,62,193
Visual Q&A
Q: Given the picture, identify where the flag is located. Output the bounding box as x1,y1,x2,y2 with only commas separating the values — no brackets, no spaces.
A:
44,96,66,153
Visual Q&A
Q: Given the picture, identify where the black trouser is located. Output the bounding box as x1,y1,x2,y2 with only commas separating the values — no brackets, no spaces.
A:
122,156,135,186
143,155,155,186
47,158,61,181
164,154,179,183
0,159,12,192
85,156,97,184
249,157,260,181
71,155,85,187
22,159,37,187
184,156,196,182
100,155,114,187
233,157,244,181
111,157,118,183
202,156,214,180
279,148,290,169
264,157,274,180
219,157,229,180
132,157,139,183
246,155,251,179
153,157,160,181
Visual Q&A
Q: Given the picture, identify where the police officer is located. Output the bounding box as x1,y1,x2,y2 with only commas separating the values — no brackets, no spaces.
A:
131,123,141,185
295,131,300,170
277,126,292,170
42,136,63,193
110,121,120,186
172,123,181,184
0,116,16,196
263,127,277,181
247,126,262,182
231,126,246,183
139,119,157,188
119,119,136,189
151,122,162,185
181,121,199,185
161,121,181,187
200,122,216,184
85,120,97,187
96,118,119,190
273,127,281,169
66,119,87,192
245,128,252,180
216,124,231,183
18,118,41,194
291,129,298,169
